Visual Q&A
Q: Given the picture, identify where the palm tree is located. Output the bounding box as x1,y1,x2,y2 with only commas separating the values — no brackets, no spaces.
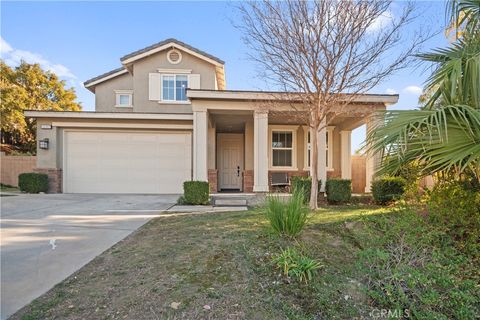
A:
368,0,480,181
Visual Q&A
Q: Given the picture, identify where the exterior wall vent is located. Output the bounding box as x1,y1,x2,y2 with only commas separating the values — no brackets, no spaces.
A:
167,49,182,64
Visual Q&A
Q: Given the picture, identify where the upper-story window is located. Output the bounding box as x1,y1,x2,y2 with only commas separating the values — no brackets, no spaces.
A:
115,90,133,107
162,75,188,101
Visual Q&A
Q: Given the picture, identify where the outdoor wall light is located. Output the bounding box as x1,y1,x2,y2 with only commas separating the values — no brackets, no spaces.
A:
39,138,49,150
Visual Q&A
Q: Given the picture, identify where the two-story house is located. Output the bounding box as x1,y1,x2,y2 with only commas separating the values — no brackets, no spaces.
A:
25,38,398,194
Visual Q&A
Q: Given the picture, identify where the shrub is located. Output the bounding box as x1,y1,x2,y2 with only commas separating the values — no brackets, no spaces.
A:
183,181,209,205
18,173,48,193
291,176,321,204
273,247,322,283
397,161,423,203
371,177,406,205
325,179,351,203
356,210,479,319
265,189,309,237
176,195,187,205
427,181,480,257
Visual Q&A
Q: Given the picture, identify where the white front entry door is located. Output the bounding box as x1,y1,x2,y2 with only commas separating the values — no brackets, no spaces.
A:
217,133,243,191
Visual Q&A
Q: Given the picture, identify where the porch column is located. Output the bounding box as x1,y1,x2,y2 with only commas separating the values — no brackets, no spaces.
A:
253,110,269,192
340,130,352,179
193,110,208,181
317,120,327,192
365,115,381,192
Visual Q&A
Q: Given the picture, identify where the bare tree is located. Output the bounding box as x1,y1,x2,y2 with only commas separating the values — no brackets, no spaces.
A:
237,0,429,209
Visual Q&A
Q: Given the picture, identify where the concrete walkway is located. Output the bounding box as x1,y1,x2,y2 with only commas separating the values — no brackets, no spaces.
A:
0,193,178,320
167,204,248,213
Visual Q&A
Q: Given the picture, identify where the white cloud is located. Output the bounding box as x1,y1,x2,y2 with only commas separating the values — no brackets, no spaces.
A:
403,85,423,95
1,37,76,79
367,10,394,33
386,88,397,95
1,37,13,54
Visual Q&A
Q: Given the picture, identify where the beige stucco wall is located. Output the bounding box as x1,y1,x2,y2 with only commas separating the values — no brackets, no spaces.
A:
37,118,60,168
207,121,216,170
244,120,254,170
296,126,305,171
330,127,341,176
93,49,217,114
35,117,193,170
132,50,217,114
95,73,133,112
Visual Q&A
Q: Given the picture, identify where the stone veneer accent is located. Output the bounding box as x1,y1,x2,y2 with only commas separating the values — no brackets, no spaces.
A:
243,170,254,193
327,170,341,179
33,168,62,193
208,169,218,193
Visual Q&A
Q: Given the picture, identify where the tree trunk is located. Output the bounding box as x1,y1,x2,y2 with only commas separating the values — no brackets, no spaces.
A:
309,126,319,210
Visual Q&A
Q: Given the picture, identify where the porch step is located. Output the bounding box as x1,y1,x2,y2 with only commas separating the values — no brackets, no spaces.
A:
212,197,248,207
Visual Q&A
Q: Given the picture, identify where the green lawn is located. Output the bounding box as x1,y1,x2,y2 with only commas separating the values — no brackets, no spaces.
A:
12,205,479,320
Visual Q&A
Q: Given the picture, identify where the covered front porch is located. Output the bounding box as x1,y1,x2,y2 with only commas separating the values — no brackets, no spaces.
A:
191,101,381,194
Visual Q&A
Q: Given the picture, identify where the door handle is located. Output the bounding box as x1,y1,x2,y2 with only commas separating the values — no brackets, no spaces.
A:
237,166,240,177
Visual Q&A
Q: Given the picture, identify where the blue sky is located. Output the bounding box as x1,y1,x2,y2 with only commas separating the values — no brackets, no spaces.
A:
1,1,448,153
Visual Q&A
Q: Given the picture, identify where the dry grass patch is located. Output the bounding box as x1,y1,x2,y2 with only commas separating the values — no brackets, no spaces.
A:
12,206,396,320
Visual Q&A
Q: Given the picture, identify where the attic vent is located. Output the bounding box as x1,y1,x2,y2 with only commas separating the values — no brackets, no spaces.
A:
167,49,182,64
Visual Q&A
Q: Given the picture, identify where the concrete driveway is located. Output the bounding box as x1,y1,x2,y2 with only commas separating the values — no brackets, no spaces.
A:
0,193,177,320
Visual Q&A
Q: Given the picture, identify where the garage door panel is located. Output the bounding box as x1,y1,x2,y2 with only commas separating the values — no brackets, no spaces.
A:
64,131,192,194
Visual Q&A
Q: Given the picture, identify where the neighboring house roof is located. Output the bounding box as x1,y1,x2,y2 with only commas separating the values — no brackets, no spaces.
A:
187,89,399,105
120,38,225,65
83,38,226,92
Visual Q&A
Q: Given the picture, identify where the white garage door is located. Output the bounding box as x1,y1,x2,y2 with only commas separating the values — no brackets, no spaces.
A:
64,131,192,194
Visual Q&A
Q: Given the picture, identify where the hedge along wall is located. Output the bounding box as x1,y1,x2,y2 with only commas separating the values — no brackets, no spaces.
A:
0,153,37,187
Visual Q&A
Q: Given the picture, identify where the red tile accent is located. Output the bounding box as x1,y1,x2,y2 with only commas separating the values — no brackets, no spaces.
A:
327,170,341,179
208,169,218,193
33,168,62,193
243,170,254,193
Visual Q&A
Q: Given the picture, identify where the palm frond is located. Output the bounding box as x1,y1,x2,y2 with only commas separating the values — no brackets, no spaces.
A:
417,35,480,108
448,0,480,37
367,105,480,178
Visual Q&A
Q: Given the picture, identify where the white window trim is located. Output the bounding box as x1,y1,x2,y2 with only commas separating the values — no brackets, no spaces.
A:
303,125,334,171
268,125,297,171
157,68,192,74
157,100,192,105
160,74,189,103
114,90,133,108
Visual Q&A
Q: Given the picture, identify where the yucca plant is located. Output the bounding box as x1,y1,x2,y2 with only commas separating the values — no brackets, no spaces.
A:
265,189,309,237
273,247,322,283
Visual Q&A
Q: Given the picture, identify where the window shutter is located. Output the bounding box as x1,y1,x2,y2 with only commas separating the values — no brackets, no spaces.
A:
188,74,201,89
148,73,161,101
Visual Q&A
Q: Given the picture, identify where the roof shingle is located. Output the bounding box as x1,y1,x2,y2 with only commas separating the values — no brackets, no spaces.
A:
120,38,225,64
83,67,126,87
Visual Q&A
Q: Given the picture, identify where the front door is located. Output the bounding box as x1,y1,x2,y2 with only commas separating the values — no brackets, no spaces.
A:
217,133,244,191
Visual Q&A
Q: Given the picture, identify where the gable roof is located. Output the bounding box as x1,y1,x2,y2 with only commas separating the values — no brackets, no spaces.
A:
83,38,226,91
120,38,225,66
84,67,127,89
